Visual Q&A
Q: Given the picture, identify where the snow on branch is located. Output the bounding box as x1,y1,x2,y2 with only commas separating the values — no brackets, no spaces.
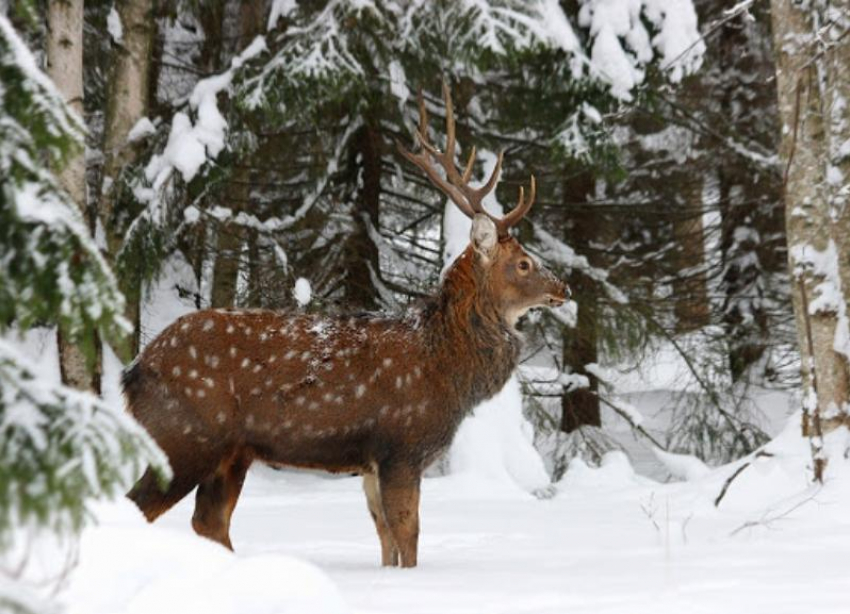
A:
0,341,169,546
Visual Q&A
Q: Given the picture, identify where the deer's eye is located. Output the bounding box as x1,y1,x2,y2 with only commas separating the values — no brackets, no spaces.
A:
518,260,531,272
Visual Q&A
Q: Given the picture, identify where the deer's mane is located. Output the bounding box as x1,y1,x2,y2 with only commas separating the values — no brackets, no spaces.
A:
429,246,504,338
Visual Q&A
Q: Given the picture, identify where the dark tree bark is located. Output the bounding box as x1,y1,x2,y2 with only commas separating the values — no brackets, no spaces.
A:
560,169,601,432
340,120,383,310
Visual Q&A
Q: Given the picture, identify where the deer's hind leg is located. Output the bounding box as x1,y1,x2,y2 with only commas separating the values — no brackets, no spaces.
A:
378,464,421,568
363,473,399,567
128,434,224,522
191,451,252,550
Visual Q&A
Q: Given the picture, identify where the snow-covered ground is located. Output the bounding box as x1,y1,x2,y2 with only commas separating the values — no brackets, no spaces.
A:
64,415,850,614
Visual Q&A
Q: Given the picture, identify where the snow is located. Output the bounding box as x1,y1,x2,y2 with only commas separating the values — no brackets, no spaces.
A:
652,448,710,481
449,376,551,493
59,414,850,614
107,6,123,44
127,117,155,143
293,277,312,307
144,36,267,188
267,0,299,31
64,500,346,614
576,0,704,100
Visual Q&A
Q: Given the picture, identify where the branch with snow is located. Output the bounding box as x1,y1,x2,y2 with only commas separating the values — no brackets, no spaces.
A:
0,341,169,546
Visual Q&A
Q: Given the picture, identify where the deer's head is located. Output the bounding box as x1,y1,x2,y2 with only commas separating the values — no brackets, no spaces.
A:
400,84,569,327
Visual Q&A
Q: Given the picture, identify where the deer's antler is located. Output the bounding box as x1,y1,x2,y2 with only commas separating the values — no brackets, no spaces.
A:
398,82,535,239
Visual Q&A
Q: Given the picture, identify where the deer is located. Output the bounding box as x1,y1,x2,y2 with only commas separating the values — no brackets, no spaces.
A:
124,84,568,568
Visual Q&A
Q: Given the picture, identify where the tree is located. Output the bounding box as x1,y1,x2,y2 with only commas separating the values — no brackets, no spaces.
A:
771,0,850,481
0,13,165,613
98,0,156,358
46,0,101,391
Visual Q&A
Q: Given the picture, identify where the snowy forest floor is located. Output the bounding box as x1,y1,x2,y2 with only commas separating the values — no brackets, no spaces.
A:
66,419,850,614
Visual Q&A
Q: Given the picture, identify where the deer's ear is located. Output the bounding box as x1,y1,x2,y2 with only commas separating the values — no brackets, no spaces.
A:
470,214,498,262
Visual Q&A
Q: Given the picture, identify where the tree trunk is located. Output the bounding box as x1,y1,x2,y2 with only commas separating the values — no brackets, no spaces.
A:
715,4,785,381
209,0,263,309
48,0,100,392
99,0,155,359
560,170,601,432
341,120,383,311
771,0,850,472
823,1,850,374
672,176,710,333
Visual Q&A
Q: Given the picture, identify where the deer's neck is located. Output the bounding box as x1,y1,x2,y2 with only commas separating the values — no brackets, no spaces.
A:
424,250,521,412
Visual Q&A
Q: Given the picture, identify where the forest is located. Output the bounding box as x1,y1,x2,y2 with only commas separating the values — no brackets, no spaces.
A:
1,0,849,613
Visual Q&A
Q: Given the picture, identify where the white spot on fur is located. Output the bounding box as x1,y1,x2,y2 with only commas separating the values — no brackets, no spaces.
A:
216,411,226,424
241,358,251,369
172,366,182,377
229,347,238,358
414,365,422,378
265,378,274,388
189,346,197,360
203,319,214,331
355,384,366,398
284,350,297,360
383,357,393,368
396,376,403,389
251,387,261,396
268,354,277,363
295,396,305,406
170,337,179,348
259,332,268,342
180,322,190,332
244,327,253,336
188,369,198,379
185,387,194,397
301,351,312,361
196,388,206,398
182,425,193,434
252,363,263,373
204,377,215,389
205,355,220,368
226,324,235,334
308,401,319,410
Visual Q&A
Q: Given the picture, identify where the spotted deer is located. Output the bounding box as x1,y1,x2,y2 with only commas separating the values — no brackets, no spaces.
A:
125,85,568,568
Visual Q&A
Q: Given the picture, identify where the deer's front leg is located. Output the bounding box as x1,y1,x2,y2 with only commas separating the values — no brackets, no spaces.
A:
378,464,421,568
362,473,398,566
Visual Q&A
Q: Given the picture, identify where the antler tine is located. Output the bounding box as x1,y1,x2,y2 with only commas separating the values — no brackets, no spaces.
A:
442,81,457,168
499,174,536,233
465,150,503,210
462,146,476,183
416,90,429,148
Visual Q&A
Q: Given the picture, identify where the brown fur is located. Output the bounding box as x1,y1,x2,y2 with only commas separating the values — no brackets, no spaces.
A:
125,237,567,567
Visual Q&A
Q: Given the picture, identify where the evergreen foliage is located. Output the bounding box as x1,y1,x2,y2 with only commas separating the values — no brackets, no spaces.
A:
0,10,167,553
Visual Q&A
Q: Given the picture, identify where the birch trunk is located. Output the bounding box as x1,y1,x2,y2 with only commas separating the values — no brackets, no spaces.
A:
771,0,850,478
100,0,155,358
823,1,850,380
48,0,100,392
